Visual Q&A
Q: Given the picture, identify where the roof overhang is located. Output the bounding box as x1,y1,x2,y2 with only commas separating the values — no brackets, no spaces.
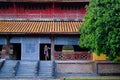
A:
0,21,82,35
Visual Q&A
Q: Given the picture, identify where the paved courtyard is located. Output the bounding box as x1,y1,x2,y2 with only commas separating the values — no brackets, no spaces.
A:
0,76,120,80
0,78,60,80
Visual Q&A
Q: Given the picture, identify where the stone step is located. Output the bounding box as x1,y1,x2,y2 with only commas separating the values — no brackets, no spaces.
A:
39,74,52,77
16,71,37,75
39,71,52,74
16,61,38,77
17,73,37,75
17,69,37,72
39,72,52,74
0,73,14,75
19,65,38,67
0,68,14,70
0,70,15,73
38,61,53,78
40,66,52,68
0,72,15,77
39,70,52,73
17,69,37,73
40,61,53,66
39,68,52,70
16,73,37,75
0,60,18,77
0,75,15,78
39,68,52,72
16,75,37,78
18,67,37,69
39,76,53,78
40,65,53,67
0,60,54,78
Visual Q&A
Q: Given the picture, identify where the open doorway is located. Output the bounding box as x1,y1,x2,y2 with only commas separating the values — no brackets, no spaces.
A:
12,43,21,60
40,44,51,60
0,45,2,58
0,45,2,51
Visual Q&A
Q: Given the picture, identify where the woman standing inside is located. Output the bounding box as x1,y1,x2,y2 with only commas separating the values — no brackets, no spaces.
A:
44,45,50,60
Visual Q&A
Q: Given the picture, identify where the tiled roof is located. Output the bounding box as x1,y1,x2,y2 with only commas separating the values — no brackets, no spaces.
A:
0,21,82,34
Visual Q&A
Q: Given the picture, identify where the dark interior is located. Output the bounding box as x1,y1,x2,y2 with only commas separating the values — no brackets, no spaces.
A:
55,45,88,52
12,43,21,60
55,45,63,51
40,44,51,60
0,45,2,51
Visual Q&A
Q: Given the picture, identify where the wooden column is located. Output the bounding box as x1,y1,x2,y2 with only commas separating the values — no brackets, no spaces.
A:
6,36,10,54
51,35,55,61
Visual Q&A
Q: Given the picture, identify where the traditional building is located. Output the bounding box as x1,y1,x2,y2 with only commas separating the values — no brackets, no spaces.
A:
1,0,120,78
0,0,105,78
0,0,90,61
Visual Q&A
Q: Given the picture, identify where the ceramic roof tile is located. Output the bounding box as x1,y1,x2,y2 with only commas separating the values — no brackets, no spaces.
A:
0,21,83,34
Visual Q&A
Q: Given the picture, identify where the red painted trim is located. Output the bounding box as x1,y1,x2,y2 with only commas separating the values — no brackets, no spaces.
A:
90,53,93,60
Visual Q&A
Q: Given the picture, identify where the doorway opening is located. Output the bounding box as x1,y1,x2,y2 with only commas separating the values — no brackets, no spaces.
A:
0,45,2,58
40,44,51,60
11,43,21,60
0,45,2,51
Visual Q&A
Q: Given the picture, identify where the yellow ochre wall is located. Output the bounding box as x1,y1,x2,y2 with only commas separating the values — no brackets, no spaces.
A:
117,56,120,60
92,53,120,61
92,53,107,61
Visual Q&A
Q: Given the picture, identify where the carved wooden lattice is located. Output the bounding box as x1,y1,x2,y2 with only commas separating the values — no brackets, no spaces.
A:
54,52,91,60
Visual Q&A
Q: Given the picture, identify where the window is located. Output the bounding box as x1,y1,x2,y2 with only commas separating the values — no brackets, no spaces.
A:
54,45,91,60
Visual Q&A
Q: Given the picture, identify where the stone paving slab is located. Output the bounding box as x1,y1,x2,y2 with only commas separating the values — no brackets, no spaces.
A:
0,76,119,79
0,78,60,80
58,76,120,79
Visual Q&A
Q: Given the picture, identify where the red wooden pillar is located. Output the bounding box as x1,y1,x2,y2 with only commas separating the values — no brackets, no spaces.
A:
90,53,93,60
